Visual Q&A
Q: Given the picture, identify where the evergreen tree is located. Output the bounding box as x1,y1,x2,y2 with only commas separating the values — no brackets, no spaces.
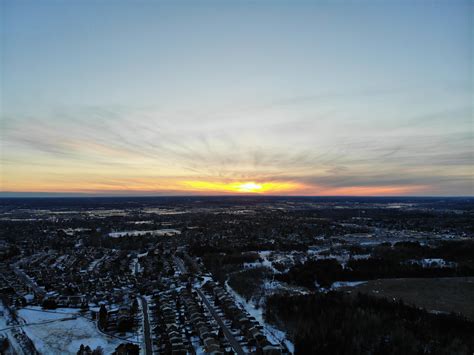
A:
98,304,108,330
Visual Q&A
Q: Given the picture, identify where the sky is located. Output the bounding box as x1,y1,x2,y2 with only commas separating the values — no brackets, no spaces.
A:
0,0,472,196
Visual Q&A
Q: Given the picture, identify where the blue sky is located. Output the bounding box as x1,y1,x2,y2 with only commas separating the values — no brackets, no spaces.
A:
1,0,472,195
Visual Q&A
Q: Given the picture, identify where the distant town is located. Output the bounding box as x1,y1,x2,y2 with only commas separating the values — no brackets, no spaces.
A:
1,196,473,354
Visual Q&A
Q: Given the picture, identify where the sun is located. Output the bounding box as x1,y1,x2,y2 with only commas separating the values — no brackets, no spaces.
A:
234,182,263,193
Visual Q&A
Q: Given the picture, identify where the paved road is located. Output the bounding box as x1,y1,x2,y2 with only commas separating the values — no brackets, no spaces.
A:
140,296,153,355
174,256,245,355
196,289,245,355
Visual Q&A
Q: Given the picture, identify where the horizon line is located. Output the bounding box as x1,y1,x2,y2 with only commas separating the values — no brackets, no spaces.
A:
0,192,472,199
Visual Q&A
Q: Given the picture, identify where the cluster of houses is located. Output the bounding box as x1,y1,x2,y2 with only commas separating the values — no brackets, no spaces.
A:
202,281,283,354
404,258,458,269
94,301,139,336
147,250,286,354
180,288,226,353
150,287,226,354
2,227,291,354
13,247,138,308
0,262,33,306
144,254,224,354
143,249,284,354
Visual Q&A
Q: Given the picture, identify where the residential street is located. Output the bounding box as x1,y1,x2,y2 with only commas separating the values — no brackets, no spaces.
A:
174,256,245,355
140,296,153,355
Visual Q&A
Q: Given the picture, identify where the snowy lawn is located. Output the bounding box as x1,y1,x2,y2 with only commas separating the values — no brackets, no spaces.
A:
17,307,123,354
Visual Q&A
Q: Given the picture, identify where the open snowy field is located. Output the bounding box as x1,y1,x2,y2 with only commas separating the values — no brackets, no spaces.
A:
17,307,123,354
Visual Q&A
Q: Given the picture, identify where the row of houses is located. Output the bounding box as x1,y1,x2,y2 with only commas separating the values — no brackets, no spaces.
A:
202,281,283,354
150,289,199,354
181,287,228,353
145,252,237,354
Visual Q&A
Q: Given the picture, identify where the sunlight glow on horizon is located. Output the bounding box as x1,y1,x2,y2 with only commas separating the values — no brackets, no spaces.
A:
0,175,430,196
180,181,300,194
236,182,262,193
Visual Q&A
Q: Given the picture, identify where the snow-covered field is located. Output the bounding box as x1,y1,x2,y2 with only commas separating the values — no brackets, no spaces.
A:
17,308,123,354
0,306,27,355
108,229,181,238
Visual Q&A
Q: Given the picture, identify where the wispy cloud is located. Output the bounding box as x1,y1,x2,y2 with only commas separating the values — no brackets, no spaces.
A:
1,84,472,196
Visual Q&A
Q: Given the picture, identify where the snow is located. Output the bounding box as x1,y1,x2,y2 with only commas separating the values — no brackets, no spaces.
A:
191,337,206,354
17,307,123,354
331,281,367,289
405,258,457,268
130,258,143,275
351,254,371,260
108,229,181,238
224,282,295,354
61,228,91,236
0,303,34,355
88,255,107,272
428,309,450,315
136,298,146,354
242,251,291,274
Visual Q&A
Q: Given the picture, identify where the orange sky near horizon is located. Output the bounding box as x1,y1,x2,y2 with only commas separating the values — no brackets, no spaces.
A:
0,175,429,196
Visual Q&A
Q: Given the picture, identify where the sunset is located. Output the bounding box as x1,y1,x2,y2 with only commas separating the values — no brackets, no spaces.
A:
0,2,473,353
1,0,472,197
